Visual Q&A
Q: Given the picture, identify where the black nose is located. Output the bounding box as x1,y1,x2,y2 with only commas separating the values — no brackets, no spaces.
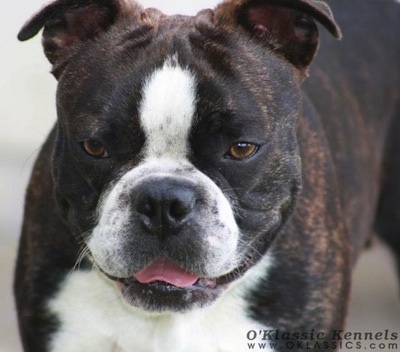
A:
134,180,197,236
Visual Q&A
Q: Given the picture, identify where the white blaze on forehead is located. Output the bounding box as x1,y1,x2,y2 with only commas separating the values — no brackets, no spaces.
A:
139,58,197,159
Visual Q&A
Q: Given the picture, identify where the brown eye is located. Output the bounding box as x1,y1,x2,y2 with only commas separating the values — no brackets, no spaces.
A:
82,140,109,158
227,143,259,160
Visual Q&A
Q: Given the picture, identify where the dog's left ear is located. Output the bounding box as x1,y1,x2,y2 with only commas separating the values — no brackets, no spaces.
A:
214,0,341,75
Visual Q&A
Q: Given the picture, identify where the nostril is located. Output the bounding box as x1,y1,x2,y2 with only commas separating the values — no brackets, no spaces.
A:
136,197,156,218
170,198,194,221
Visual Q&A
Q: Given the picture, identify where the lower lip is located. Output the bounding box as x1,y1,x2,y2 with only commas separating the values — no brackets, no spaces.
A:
105,252,257,312
115,277,225,312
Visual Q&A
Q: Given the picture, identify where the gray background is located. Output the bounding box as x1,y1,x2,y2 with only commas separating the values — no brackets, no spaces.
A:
1,1,399,351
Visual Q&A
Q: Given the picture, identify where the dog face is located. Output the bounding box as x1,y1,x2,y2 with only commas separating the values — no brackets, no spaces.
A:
19,0,340,312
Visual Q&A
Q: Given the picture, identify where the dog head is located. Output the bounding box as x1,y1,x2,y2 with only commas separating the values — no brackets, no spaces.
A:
19,0,340,312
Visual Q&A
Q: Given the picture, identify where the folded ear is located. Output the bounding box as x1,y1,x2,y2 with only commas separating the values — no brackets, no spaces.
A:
18,0,142,76
214,0,341,73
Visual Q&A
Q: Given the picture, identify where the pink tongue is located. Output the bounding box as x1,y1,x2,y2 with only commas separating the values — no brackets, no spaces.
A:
134,257,199,288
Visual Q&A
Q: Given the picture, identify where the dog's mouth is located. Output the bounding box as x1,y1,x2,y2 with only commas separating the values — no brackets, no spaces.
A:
103,254,256,312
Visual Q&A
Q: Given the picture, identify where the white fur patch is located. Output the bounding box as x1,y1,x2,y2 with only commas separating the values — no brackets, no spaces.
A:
140,57,196,159
88,158,240,279
48,255,275,352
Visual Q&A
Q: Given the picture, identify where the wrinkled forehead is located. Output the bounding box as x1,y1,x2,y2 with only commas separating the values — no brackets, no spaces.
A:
67,10,286,73
56,11,300,142
59,14,295,107
56,15,198,103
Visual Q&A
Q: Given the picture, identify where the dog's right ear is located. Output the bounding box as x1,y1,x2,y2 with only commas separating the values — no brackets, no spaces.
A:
18,0,143,77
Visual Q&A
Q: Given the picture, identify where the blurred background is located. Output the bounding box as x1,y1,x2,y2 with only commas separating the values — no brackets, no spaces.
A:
1,1,399,351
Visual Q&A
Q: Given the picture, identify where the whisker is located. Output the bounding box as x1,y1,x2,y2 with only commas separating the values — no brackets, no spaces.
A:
68,245,91,277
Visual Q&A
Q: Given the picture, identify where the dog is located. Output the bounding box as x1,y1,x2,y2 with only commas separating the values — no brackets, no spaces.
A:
15,0,400,351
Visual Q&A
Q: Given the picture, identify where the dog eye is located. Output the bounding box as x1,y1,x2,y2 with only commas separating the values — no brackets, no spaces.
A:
226,142,259,160
81,140,109,159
